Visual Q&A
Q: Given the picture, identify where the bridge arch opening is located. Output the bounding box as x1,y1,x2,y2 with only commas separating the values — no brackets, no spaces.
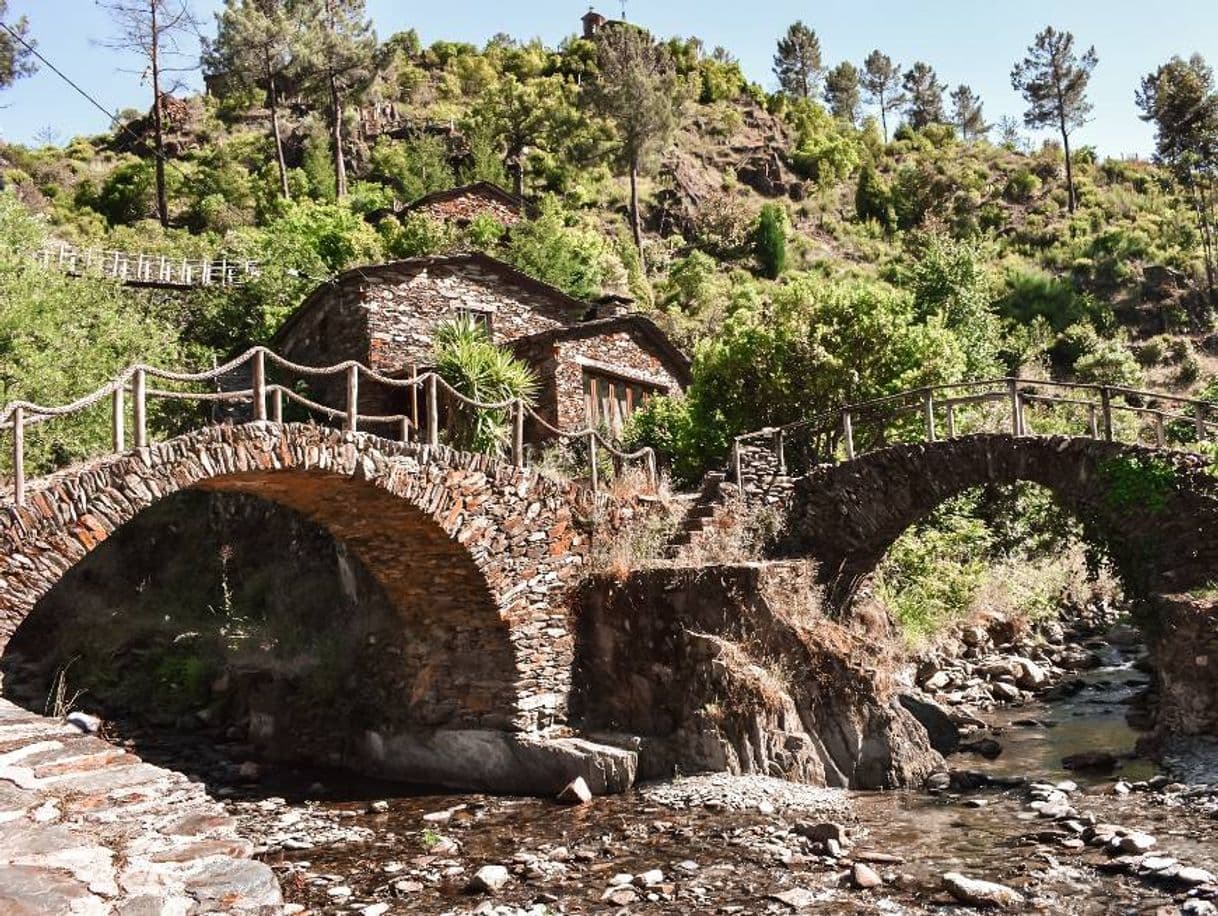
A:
0,424,595,792
0,478,517,784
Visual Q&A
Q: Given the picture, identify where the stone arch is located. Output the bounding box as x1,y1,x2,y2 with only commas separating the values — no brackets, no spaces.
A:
771,434,1218,608
0,423,592,733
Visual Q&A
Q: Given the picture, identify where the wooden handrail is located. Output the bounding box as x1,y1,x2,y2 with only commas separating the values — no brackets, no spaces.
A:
36,242,259,289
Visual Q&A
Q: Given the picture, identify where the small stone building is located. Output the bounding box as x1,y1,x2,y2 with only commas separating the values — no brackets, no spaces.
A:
367,182,524,228
272,252,689,440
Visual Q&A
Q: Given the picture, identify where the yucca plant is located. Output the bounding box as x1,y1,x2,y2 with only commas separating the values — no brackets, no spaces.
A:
432,316,538,455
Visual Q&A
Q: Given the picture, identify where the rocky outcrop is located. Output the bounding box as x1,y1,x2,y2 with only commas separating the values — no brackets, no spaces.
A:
573,561,941,789
1146,594,1218,740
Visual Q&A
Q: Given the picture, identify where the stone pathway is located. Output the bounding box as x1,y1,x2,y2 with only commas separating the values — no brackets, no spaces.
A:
0,699,281,913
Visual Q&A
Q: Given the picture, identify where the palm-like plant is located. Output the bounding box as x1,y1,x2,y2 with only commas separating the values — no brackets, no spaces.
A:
432,316,538,455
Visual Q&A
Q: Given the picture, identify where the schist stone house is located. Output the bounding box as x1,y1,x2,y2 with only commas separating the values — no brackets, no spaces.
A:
272,252,690,441
366,182,525,229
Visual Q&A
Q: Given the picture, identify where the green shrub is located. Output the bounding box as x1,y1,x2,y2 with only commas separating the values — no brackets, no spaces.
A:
855,163,895,230
1004,168,1042,203
753,203,787,279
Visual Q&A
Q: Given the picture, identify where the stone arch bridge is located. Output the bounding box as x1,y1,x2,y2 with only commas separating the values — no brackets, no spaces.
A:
761,434,1218,607
0,422,640,794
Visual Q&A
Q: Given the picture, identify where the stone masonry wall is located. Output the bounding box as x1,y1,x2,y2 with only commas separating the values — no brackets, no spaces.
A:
553,330,683,431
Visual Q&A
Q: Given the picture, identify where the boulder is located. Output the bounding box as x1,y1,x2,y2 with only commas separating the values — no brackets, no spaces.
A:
1062,751,1118,772
898,693,961,755
466,865,510,894
942,872,1025,908
852,863,883,889
1012,658,1048,689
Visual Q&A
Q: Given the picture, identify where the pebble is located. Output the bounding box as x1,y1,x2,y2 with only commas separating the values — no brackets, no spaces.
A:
852,863,883,889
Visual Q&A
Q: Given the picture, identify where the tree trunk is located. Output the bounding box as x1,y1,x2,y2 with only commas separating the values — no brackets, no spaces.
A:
1060,112,1076,214
150,1,169,227
266,56,290,200
330,72,347,199
630,157,644,273
879,100,888,144
1197,180,1217,306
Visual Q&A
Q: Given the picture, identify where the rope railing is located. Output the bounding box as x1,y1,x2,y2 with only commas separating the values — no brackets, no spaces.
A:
0,346,656,507
732,376,1218,486
36,241,259,288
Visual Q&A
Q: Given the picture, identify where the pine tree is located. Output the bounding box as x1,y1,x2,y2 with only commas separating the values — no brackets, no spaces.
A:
205,0,303,200
754,203,787,279
902,62,946,129
0,1,36,90
1137,54,1218,303
950,84,988,141
297,0,376,199
824,61,861,125
1011,26,1098,213
773,21,822,101
861,50,904,142
98,0,200,227
586,25,682,271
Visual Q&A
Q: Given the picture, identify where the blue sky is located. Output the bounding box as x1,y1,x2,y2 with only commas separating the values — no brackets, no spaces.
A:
2,0,1217,156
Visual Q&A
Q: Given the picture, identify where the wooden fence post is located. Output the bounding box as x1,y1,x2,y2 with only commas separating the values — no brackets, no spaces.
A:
400,416,412,443
1195,402,1207,442
345,365,359,433
12,406,24,506
945,402,956,439
732,439,743,486
1100,386,1114,442
588,432,599,492
112,385,125,452
1154,412,1166,448
1088,404,1099,439
923,390,936,442
772,428,786,475
272,387,283,424
646,448,657,491
410,365,419,433
132,368,147,448
251,350,267,422
427,374,439,446
512,399,525,466
842,410,855,460
1007,379,1023,436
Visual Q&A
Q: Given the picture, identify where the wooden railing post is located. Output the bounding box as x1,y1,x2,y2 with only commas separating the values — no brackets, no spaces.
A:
1007,378,1023,436
512,399,525,466
1195,402,1207,442
112,385,125,452
732,438,743,486
400,416,411,443
1100,386,1114,442
588,431,599,492
427,374,439,446
132,368,147,448
345,365,359,433
772,428,786,476
945,402,956,439
409,365,419,434
923,390,936,442
1088,404,1099,438
12,406,24,506
251,350,267,422
646,448,657,491
1154,412,1166,448
842,410,855,460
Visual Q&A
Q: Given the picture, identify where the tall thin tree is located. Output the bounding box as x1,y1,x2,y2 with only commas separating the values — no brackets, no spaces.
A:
861,50,903,142
205,0,302,200
586,25,682,270
950,84,987,141
99,0,200,227
1011,26,1098,213
772,21,822,101
0,1,37,90
297,0,375,199
1137,55,1218,303
824,61,861,125
902,62,946,129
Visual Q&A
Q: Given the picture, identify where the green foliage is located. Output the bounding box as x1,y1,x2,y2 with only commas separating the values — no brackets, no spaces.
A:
0,194,186,475
788,100,862,183
505,196,614,300
368,136,456,201
855,163,896,230
1098,454,1177,512
380,212,455,259
753,203,788,279
432,316,537,455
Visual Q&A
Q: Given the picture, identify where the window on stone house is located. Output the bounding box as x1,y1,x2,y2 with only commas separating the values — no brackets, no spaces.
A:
583,369,657,435
455,306,493,335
